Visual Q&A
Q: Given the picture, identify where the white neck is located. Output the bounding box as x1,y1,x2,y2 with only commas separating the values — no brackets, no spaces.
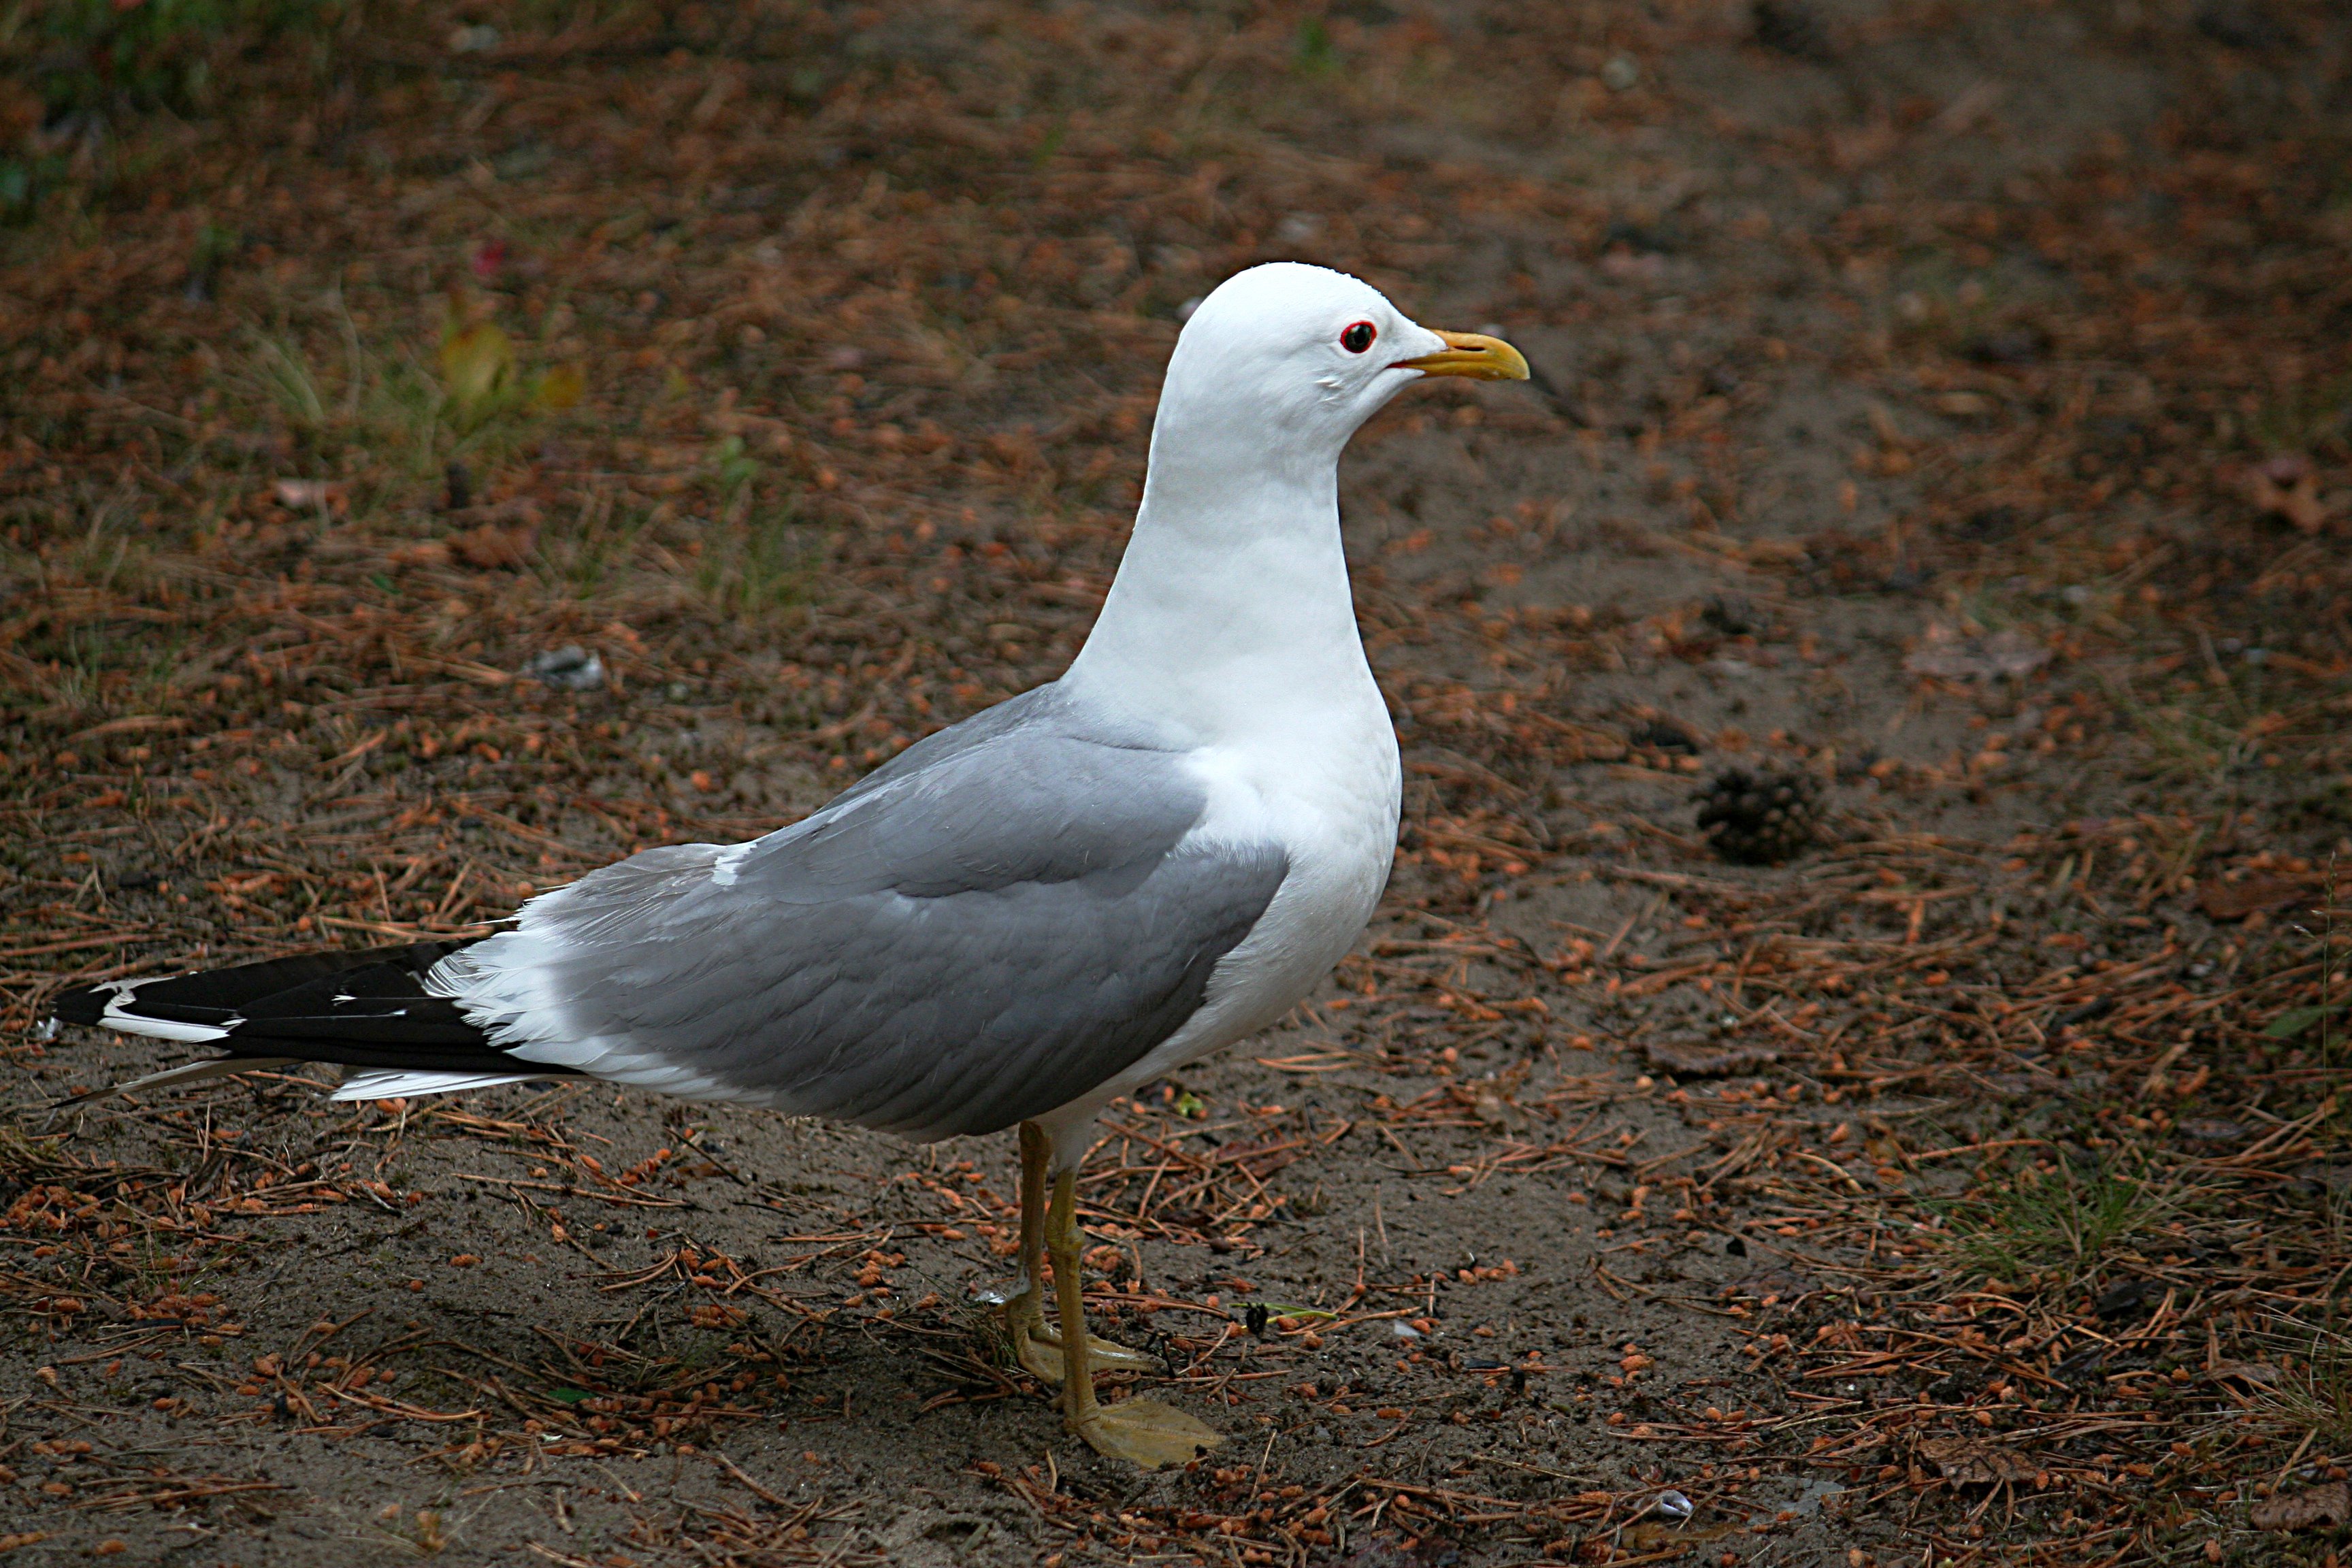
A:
1061,402,1374,747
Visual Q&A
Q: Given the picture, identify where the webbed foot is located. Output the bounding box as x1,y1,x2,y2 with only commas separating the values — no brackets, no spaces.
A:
1070,1396,1224,1470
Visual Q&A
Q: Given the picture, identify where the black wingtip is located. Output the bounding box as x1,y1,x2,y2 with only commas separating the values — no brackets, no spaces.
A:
49,985,110,1028
48,941,564,1081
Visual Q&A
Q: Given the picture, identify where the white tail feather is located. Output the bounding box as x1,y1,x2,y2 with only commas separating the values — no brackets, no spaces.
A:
65,1055,300,1107
92,979,238,1043
331,1069,550,1102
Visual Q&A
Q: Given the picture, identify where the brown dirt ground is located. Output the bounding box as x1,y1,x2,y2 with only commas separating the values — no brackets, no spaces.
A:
4,1,2352,1565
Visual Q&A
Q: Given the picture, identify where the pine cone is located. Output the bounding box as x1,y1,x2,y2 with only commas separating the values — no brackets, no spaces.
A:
1695,767,1822,865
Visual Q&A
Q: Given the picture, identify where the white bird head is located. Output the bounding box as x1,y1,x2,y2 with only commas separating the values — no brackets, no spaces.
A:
1153,262,1529,477
1065,261,1532,738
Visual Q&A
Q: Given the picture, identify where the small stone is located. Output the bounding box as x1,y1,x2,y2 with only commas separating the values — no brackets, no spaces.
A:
523,647,606,692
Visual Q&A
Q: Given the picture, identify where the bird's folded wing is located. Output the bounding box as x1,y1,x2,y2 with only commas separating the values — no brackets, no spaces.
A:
433,689,1288,1137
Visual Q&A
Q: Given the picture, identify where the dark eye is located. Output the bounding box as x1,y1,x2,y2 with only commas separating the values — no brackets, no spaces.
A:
1340,321,1377,354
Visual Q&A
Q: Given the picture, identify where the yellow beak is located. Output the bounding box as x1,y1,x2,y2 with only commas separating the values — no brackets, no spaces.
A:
1397,329,1531,382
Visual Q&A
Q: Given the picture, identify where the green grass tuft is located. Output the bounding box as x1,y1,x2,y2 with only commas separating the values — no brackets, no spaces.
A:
1932,1156,2170,1286
697,502,809,619
2251,1318,2352,1457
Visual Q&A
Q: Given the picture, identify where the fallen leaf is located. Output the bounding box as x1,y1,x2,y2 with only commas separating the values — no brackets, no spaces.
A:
533,363,586,410
440,318,517,423
1645,1041,1780,1077
1904,623,2051,681
2248,455,2330,533
1918,1436,2036,1486
2197,874,2312,921
2265,1003,2348,1040
2251,1481,2351,1531
450,523,538,570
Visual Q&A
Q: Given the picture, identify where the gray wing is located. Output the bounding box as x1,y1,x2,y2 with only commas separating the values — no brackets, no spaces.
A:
435,687,1287,1138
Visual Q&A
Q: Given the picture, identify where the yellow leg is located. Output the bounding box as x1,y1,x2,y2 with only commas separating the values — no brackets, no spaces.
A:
1048,1164,1222,1469
1004,1122,1154,1383
1006,1122,1059,1380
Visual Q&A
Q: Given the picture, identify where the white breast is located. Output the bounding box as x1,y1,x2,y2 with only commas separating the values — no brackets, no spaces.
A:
1033,666,1400,1152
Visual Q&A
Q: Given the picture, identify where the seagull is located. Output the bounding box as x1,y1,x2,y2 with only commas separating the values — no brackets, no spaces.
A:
48,262,1529,1468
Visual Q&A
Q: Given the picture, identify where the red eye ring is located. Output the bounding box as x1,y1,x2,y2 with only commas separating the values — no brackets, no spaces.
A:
1340,321,1377,354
